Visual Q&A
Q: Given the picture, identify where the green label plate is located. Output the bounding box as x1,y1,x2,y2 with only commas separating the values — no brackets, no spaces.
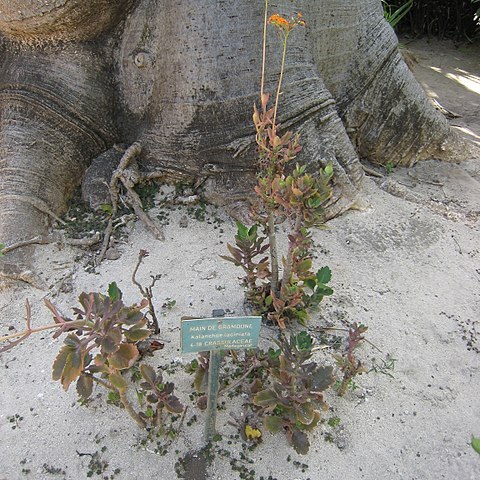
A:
181,316,262,354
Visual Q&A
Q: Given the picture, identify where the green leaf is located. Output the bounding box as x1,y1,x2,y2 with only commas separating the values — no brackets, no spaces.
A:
194,367,207,393
295,331,313,351
264,415,283,433
307,197,322,209
61,349,84,391
248,224,258,239
52,346,71,382
0,243,5,257
144,406,155,418
236,222,249,241
140,364,157,384
291,429,310,455
88,364,109,374
316,286,334,297
303,411,322,431
109,344,140,370
311,366,335,391
100,204,113,215
472,435,480,455
295,402,315,425
122,308,145,326
295,309,309,325
76,374,93,399
109,372,128,392
124,328,151,342
107,391,120,404
108,282,122,302
297,259,312,274
253,389,279,407
316,266,332,285
52,334,85,391
324,163,334,178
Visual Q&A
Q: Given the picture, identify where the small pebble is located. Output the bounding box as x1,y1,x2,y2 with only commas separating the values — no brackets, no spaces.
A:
179,215,189,228
105,248,121,260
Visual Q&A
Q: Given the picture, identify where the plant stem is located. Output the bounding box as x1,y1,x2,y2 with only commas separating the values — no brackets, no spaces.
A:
90,375,114,391
273,36,289,131
268,211,279,295
282,213,302,288
337,378,350,397
0,322,63,342
260,0,269,101
119,390,146,428
219,365,256,396
155,405,163,429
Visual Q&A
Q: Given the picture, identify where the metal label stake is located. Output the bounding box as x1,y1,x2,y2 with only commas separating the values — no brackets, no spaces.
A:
204,349,221,441
180,310,262,443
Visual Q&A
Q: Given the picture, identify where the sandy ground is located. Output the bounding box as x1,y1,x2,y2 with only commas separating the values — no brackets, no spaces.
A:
1,39,479,480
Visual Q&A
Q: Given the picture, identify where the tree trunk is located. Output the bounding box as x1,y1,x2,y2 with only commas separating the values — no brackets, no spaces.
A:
0,0,470,285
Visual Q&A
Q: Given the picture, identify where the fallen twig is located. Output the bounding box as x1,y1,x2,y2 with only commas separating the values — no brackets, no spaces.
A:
132,249,161,334
0,301,33,353
362,165,384,178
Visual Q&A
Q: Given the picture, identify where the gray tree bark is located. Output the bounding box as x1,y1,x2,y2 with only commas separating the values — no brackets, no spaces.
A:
0,0,469,285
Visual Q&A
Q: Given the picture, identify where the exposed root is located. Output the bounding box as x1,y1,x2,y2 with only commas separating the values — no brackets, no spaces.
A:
431,98,461,119
97,142,165,265
121,182,165,241
2,232,101,254
2,236,51,254
362,165,384,178
0,261,47,290
0,194,65,225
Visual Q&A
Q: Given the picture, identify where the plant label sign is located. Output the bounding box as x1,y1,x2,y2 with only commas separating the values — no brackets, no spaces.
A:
181,316,262,354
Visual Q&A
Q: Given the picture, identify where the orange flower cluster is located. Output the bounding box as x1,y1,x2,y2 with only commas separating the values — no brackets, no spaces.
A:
268,14,290,30
268,12,305,34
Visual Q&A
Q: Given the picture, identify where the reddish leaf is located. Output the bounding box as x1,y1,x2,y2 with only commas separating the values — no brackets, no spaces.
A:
164,396,184,414
311,366,334,391
101,327,122,354
264,415,283,433
291,429,310,455
140,364,156,385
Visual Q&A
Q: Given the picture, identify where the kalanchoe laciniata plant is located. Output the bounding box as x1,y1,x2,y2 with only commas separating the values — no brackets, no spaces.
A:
45,283,183,428
223,7,334,329
185,332,334,454
334,322,369,396
252,332,334,454
138,364,184,428
220,222,270,299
